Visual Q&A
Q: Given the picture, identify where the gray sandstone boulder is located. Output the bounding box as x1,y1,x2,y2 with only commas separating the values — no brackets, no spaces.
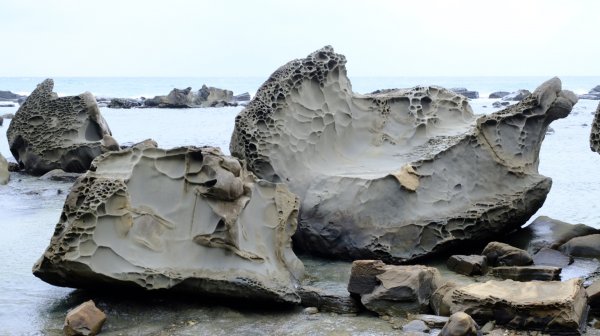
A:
587,280,600,309
489,91,510,99
559,234,600,258
501,89,531,101
33,146,305,303
447,255,488,276
437,279,588,333
230,46,577,263
481,242,532,267
0,153,9,185
347,260,442,315
196,84,234,107
6,79,119,175
489,265,561,281
590,102,600,153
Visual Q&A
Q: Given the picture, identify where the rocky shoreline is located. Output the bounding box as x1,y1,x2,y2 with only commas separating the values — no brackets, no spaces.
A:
3,47,600,335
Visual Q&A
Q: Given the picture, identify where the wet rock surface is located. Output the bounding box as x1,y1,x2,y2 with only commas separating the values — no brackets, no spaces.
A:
481,242,532,267
33,146,304,303
489,265,561,281
230,46,577,263
297,285,360,314
532,247,573,268
560,234,600,258
348,260,441,316
437,278,588,333
6,79,118,175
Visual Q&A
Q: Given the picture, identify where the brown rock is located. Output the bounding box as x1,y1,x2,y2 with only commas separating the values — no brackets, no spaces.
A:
482,242,532,267
447,255,488,276
586,280,600,309
63,300,106,336
439,312,480,336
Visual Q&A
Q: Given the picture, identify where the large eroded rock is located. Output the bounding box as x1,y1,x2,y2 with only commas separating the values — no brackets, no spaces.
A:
230,46,577,263
6,79,118,175
33,146,304,303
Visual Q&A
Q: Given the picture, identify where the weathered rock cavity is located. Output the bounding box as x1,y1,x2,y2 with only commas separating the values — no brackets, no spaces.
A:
230,46,577,263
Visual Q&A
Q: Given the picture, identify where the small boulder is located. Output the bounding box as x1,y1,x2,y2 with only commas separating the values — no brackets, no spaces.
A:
481,242,532,267
63,300,106,336
348,260,441,316
501,89,531,101
39,169,81,183
0,153,9,185
559,234,600,258
439,312,480,336
403,319,430,333
430,282,459,316
489,91,510,99
532,247,573,268
447,255,488,276
489,265,561,281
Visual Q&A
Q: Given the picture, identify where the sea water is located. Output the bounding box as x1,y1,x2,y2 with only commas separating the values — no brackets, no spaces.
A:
1,76,600,335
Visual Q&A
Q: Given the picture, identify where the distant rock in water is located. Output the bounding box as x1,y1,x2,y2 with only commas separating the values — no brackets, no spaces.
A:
450,87,479,99
579,85,600,100
33,146,304,303
0,90,26,102
234,92,251,102
230,46,577,263
0,103,15,107
143,85,237,108
107,98,142,109
489,91,510,99
0,153,9,185
590,102,600,153
501,89,531,101
6,79,119,175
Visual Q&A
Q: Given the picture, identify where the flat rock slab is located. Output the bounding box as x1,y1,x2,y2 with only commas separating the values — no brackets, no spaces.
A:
231,46,576,263
490,265,561,281
440,279,588,333
33,146,304,303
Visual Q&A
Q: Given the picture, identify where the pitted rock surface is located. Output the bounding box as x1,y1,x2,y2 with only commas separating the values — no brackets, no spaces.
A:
6,79,118,175
33,146,304,303
590,102,600,153
230,46,577,263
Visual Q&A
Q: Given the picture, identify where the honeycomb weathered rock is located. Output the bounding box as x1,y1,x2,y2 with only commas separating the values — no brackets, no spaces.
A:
231,46,577,263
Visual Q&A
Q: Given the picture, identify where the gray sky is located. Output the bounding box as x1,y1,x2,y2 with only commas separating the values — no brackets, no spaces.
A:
1,0,598,77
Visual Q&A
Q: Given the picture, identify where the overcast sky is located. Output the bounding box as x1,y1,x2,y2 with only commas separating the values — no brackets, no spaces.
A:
1,0,598,77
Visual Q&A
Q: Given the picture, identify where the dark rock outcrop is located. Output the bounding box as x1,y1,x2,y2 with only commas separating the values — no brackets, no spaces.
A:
144,85,236,108
491,101,510,108
503,215,599,254
481,242,532,267
0,90,26,102
579,85,600,100
6,79,118,175
489,91,510,99
298,285,360,314
233,92,251,102
33,146,305,303
532,247,573,268
501,89,531,101
450,88,479,99
230,46,577,263
107,98,142,109
489,265,561,281
446,255,488,276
